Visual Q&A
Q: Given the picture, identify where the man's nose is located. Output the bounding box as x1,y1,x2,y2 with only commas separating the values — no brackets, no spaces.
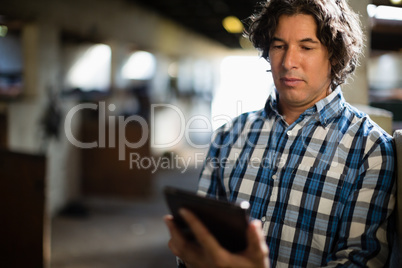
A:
282,47,299,70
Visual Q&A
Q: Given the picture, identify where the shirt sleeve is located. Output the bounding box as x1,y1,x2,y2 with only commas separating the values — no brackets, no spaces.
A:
323,134,396,267
197,126,228,199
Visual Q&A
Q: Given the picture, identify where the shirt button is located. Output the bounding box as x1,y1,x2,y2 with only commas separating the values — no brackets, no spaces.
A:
272,174,277,180
287,130,292,136
261,216,266,222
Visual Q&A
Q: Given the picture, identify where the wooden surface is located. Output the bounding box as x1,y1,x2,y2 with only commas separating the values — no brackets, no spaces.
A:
0,149,49,268
81,113,153,198
0,112,7,148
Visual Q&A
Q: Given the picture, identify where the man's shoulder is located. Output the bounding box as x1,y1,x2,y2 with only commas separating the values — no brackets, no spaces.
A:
342,102,393,145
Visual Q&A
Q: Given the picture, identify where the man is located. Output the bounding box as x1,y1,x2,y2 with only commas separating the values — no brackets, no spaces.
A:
165,0,396,267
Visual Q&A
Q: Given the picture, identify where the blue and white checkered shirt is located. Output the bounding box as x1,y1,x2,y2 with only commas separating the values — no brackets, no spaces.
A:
197,87,396,267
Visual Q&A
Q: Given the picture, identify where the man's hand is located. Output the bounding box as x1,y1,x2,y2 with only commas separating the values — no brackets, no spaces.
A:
164,208,270,268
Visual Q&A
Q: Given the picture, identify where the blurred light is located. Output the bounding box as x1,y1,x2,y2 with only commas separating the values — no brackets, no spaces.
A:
212,56,272,130
122,51,156,80
168,62,178,78
222,16,244,34
177,59,193,93
390,0,402,5
367,4,377,18
367,4,402,21
0,25,8,37
193,59,212,93
369,53,400,89
66,44,111,91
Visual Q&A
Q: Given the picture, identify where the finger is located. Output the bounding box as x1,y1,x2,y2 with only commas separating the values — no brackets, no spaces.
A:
164,215,188,256
179,209,225,254
246,220,269,257
165,214,210,267
164,214,174,224
164,215,180,237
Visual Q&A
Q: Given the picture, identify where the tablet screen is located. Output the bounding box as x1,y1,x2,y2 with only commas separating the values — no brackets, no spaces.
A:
164,186,250,253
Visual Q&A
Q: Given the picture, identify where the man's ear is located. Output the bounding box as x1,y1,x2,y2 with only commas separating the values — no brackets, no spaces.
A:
330,58,336,67
329,56,336,74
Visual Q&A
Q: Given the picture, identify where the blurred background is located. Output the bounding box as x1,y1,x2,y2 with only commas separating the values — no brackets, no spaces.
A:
0,0,401,267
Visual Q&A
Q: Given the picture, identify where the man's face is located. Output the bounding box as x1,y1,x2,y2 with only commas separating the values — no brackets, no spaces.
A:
269,14,332,113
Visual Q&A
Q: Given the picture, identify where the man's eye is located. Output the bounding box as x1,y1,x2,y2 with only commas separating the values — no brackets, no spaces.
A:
273,45,284,49
302,47,312,50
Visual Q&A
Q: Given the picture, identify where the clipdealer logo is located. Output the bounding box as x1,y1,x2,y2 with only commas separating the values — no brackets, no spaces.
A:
64,101,234,162
65,102,148,161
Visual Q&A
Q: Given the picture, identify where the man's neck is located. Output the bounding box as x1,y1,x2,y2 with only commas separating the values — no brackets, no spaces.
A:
277,86,333,125
278,104,306,125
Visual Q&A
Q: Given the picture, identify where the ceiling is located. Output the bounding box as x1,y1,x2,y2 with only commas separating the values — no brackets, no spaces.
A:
129,0,260,48
371,0,402,51
129,0,402,51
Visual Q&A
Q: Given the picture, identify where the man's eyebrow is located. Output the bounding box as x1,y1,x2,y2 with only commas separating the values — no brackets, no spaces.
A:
271,37,284,42
272,37,285,43
300,38,320,44
271,37,320,44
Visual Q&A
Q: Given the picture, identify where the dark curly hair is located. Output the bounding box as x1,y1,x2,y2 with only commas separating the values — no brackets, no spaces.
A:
247,0,363,90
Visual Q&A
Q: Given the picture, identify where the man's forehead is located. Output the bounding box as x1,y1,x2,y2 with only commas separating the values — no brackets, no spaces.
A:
273,14,320,42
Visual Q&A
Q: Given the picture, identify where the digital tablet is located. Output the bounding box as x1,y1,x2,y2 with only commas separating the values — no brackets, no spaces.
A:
163,186,250,253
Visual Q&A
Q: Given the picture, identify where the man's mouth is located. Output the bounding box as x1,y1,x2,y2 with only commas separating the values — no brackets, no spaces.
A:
280,77,303,87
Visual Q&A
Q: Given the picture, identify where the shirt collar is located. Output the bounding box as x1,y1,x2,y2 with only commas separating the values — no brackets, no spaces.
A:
264,86,345,126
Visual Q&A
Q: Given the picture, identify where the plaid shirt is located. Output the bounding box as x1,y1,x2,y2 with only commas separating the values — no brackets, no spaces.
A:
197,87,396,267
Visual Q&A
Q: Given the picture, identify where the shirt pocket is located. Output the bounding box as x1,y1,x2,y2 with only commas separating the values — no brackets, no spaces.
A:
281,165,345,235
